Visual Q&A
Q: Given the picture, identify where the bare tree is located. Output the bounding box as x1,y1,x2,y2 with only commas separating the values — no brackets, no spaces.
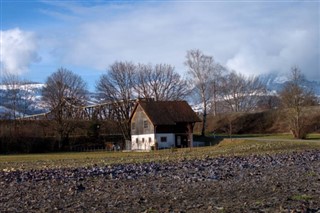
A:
219,71,267,112
1,72,35,119
210,63,225,116
1,73,21,120
133,64,152,99
279,66,317,139
185,49,221,136
96,61,136,140
42,67,88,149
134,63,189,101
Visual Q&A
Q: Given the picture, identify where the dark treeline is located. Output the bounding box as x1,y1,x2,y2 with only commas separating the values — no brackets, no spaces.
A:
0,119,123,154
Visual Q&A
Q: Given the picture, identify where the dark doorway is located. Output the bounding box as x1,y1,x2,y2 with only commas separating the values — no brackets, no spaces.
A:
175,135,188,148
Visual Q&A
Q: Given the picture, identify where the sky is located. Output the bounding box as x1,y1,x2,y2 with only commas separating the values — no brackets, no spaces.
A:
0,0,319,91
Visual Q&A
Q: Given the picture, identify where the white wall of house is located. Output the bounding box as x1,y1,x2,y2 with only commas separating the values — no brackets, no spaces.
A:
131,133,155,150
156,133,175,149
131,133,176,150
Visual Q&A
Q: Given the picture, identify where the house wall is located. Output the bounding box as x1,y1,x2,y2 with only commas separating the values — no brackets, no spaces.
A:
156,133,175,149
131,105,154,135
131,133,155,150
131,133,176,150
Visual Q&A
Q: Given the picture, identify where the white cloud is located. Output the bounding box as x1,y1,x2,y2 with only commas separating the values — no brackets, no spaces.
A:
226,26,319,79
43,1,318,79
27,1,319,83
0,28,41,75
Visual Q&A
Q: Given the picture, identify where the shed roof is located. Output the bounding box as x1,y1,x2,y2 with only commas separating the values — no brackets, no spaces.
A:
131,100,201,125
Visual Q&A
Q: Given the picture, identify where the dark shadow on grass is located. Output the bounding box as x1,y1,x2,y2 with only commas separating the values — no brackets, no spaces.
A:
306,137,320,140
193,135,224,147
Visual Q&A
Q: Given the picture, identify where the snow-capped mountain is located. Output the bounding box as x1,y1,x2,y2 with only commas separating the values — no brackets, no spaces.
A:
259,72,320,95
0,83,101,118
0,83,47,118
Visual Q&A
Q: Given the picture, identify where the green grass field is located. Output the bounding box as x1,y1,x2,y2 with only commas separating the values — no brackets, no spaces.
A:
211,133,320,140
1,138,320,172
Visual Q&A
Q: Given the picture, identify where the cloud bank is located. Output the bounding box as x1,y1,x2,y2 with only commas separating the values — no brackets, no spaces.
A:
0,28,41,75
2,1,319,83
43,1,318,79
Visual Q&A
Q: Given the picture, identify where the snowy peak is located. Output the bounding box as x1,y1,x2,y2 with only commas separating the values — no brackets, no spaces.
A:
259,72,320,95
0,83,47,118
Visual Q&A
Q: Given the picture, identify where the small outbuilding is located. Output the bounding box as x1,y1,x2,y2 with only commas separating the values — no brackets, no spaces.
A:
129,99,201,150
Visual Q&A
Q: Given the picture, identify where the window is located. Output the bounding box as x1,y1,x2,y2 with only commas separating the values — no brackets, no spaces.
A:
136,138,138,143
160,137,167,142
149,137,152,143
132,122,135,130
143,120,148,129
142,138,145,143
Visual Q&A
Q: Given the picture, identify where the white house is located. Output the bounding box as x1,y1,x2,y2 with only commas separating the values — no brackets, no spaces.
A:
129,100,201,150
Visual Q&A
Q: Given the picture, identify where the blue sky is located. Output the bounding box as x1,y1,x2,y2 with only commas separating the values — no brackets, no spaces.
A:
0,0,319,91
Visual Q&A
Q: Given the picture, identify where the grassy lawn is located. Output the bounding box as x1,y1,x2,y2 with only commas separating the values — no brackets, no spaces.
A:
256,133,320,140
210,133,320,140
306,133,320,140
1,138,320,171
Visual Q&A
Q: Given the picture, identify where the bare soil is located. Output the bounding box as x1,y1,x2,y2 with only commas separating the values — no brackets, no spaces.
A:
1,150,320,213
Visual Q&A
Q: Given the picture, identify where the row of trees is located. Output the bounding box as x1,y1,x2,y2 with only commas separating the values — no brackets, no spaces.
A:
1,49,319,144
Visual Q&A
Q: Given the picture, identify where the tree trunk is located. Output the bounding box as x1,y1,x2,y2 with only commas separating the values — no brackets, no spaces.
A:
201,99,207,136
187,123,194,148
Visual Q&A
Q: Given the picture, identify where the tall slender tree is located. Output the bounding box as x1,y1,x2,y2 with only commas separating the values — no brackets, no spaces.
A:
185,49,221,136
